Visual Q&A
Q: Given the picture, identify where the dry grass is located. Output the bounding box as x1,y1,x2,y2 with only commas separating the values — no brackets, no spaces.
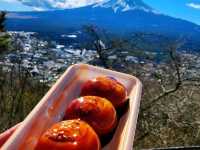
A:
134,81,200,149
0,65,49,132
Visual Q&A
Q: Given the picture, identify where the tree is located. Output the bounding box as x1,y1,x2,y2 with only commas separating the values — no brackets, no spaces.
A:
82,25,138,69
0,11,9,53
0,11,6,32
82,25,110,68
133,39,200,149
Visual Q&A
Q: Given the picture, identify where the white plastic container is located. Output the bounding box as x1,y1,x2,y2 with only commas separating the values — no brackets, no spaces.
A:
2,64,142,150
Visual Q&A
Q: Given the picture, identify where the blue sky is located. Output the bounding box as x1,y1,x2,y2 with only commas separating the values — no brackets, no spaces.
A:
0,0,200,25
143,0,200,25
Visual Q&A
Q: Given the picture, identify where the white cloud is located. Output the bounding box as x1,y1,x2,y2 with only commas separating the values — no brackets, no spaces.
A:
187,3,200,10
16,0,104,10
32,7,46,11
2,0,18,2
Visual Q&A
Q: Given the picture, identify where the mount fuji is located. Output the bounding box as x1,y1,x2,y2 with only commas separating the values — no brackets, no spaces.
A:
5,0,200,48
96,0,154,12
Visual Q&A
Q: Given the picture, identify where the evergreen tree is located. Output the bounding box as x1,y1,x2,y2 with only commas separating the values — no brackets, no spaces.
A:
0,11,9,53
0,11,6,32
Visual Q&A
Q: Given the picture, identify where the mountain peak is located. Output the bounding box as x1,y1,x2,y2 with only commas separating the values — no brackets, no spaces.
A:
95,0,154,13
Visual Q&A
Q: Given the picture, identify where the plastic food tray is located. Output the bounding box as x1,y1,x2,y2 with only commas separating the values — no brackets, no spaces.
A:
2,64,142,150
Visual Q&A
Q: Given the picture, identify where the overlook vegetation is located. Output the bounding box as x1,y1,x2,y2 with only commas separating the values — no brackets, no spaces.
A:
0,11,49,132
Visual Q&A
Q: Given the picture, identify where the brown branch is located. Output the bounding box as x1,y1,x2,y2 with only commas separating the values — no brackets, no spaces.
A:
94,42,109,68
141,82,181,112
169,47,181,84
142,43,182,112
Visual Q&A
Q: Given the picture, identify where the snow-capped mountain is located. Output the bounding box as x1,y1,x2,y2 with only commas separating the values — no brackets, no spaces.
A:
19,0,155,13
6,0,200,50
96,0,154,12
15,0,152,11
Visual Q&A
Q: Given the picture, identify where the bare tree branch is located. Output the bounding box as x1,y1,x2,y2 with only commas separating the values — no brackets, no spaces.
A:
141,41,183,112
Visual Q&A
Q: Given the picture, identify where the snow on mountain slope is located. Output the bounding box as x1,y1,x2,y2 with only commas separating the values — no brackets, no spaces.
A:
18,0,155,12
6,0,200,42
96,0,154,13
